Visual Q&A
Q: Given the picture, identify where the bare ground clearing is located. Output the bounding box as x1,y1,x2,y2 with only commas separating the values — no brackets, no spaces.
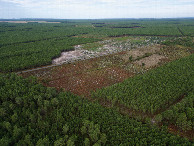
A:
134,54,166,68
52,50,83,65
22,44,167,97
20,37,193,141
167,124,194,141
20,36,192,97
122,45,161,61
46,66,133,96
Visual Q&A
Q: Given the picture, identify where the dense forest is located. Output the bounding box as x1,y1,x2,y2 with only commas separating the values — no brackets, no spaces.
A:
0,19,194,72
0,37,100,72
161,92,194,131
0,74,192,145
0,19,194,145
92,54,194,114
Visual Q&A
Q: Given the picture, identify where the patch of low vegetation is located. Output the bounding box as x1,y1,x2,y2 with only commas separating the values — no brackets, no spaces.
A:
82,42,103,51
162,37,194,48
92,54,194,115
160,37,193,60
113,36,145,42
1,19,194,144
135,52,153,61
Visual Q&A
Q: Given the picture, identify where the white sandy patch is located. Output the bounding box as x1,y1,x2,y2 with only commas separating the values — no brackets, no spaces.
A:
52,50,83,64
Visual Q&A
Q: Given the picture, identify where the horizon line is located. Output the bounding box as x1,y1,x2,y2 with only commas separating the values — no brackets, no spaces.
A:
0,17,194,20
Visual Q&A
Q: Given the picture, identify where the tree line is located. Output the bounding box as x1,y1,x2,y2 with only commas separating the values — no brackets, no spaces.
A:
0,73,192,145
92,54,194,115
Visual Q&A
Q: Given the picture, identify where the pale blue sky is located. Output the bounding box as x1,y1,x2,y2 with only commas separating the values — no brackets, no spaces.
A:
0,0,194,19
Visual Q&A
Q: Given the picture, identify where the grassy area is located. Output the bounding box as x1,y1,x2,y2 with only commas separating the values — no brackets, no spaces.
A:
82,42,103,51
114,36,145,42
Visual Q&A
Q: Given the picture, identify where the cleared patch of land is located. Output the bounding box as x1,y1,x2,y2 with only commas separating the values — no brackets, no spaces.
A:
1,19,194,145
19,36,193,142
21,36,192,98
21,37,176,96
134,54,166,68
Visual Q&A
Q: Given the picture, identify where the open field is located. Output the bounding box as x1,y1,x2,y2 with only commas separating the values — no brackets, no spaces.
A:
0,19,194,144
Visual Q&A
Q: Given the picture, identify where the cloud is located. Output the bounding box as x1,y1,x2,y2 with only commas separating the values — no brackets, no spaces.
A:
0,0,194,18
1,0,194,8
1,0,31,5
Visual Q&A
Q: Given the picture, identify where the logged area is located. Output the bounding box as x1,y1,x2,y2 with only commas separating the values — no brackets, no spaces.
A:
92,54,194,114
0,19,194,145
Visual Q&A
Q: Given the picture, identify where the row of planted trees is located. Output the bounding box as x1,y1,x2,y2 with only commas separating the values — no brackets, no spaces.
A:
161,92,194,131
0,73,192,145
0,37,100,72
1,22,193,73
0,22,190,47
0,23,95,46
92,54,194,115
1,20,193,47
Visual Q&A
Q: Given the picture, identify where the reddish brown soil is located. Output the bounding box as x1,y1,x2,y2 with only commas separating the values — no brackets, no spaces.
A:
20,48,193,141
168,124,194,141
44,65,133,96
20,53,132,97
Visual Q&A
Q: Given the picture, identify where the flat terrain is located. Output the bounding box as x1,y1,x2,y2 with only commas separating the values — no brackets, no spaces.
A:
0,19,194,144
21,37,165,95
19,35,194,141
0,21,61,23
21,36,192,97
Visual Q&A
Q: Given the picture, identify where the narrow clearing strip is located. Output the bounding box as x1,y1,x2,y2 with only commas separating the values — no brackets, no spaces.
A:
96,92,188,121
177,26,184,36
92,92,193,141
